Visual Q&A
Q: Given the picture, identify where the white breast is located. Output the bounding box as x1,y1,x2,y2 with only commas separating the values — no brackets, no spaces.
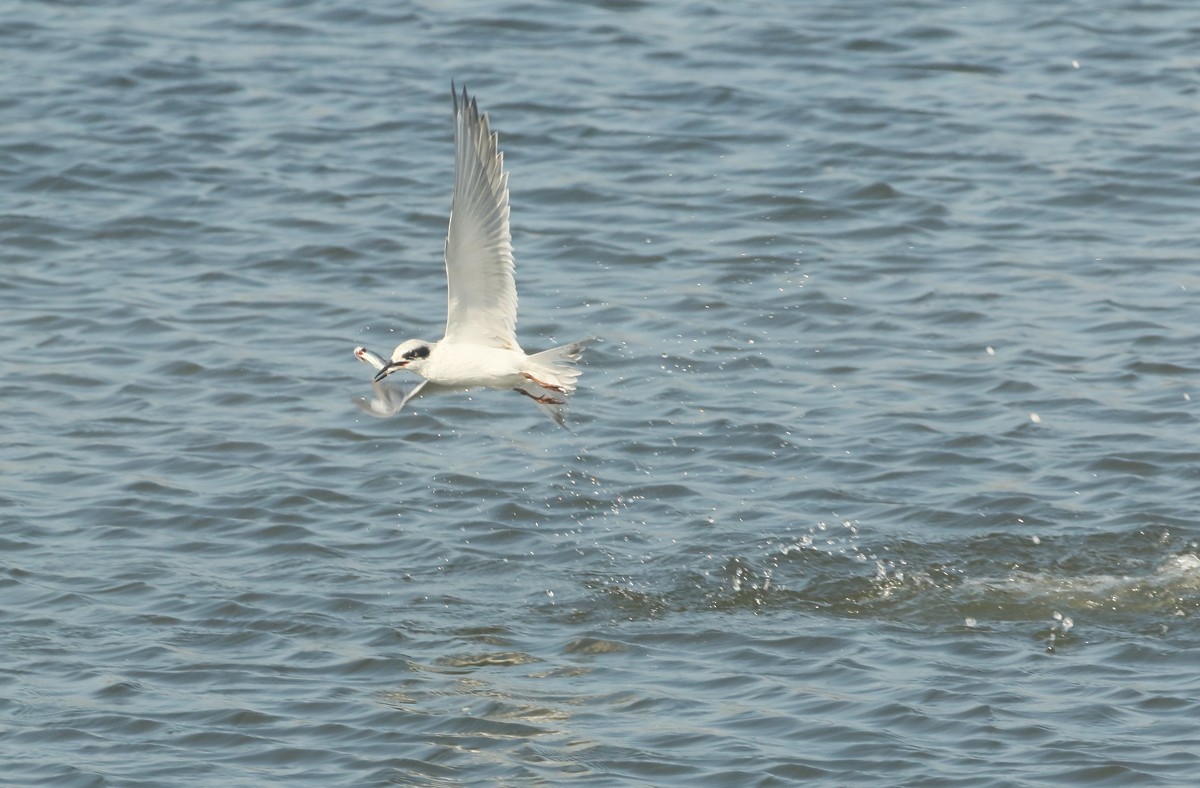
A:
425,344,526,389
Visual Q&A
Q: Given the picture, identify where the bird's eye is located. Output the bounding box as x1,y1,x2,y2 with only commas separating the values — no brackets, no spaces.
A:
404,345,430,360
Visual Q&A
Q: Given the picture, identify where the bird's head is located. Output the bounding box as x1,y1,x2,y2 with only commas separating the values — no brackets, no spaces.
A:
374,339,434,381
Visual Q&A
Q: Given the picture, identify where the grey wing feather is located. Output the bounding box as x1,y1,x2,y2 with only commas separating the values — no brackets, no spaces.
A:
352,380,463,419
353,380,406,419
443,84,519,349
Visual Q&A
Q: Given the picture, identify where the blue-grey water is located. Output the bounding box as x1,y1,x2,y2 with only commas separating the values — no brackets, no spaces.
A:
4,1,1199,785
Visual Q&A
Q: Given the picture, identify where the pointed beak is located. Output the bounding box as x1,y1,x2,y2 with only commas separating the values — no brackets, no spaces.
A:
373,360,405,382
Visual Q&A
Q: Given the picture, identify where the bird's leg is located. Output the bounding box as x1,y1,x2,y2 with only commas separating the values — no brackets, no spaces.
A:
521,373,565,393
513,388,563,405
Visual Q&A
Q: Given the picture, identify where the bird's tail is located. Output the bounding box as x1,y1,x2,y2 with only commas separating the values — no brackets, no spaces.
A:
522,338,594,426
527,338,592,394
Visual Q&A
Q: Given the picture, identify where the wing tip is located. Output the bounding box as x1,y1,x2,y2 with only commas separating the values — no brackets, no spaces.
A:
451,80,476,121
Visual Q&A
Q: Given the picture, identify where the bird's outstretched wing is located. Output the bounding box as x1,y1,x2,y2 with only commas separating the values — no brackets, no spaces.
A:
442,84,519,349
352,379,466,419
352,379,414,418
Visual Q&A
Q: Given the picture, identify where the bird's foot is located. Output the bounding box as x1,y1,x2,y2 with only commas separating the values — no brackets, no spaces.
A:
522,372,565,393
514,388,563,405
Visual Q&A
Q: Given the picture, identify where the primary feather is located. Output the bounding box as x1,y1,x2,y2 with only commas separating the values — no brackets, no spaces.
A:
443,84,519,349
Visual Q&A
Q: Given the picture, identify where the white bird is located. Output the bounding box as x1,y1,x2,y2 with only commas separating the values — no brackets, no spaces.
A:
357,84,590,426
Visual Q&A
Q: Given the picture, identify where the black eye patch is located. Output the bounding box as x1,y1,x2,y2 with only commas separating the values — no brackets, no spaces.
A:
403,345,430,360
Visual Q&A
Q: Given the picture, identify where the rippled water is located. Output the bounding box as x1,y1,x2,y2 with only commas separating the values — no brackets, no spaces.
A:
4,0,1200,784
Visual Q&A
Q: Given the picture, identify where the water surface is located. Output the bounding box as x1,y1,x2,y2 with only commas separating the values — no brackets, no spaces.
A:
3,0,1199,784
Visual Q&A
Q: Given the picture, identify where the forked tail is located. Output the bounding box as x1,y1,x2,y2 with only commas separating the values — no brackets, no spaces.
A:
520,338,595,426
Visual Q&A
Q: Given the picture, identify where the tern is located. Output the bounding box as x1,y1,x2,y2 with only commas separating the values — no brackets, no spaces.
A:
356,84,590,426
